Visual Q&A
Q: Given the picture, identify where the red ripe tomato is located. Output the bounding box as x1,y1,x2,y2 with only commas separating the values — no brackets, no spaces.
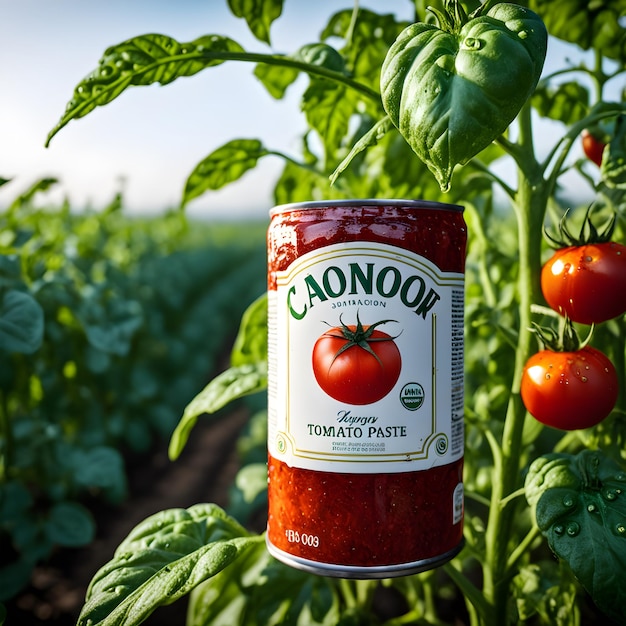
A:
521,346,618,430
541,242,626,324
312,317,401,405
581,129,606,167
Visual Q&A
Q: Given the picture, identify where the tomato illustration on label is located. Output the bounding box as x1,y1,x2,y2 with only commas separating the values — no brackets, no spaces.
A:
311,312,402,405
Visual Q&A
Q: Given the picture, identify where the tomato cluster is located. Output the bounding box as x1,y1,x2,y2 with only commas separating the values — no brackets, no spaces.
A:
521,207,625,430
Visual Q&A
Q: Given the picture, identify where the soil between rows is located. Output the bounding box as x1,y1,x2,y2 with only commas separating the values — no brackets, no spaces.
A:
5,408,250,626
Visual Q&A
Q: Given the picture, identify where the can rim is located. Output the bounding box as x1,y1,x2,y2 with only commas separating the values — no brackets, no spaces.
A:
266,536,465,579
270,198,464,216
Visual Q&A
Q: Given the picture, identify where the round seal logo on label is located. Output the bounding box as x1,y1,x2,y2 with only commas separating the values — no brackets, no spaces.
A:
276,434,287,454
435,435,448,455
400,382,425,410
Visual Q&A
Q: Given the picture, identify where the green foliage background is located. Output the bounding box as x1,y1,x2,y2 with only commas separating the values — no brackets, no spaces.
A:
2,0,626,625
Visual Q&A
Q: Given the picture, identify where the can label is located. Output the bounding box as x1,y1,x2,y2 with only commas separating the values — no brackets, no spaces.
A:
268,241,464,473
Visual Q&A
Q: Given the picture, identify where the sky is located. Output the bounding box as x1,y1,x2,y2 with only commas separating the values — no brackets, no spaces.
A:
0,1,621,221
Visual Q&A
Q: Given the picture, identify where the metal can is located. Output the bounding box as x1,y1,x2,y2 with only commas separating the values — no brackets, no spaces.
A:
266,199,466,578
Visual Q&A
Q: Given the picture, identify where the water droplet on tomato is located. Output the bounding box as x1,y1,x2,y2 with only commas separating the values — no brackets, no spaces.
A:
587,503,597,513
581,376,588,382
617,524,626,535
584,255,593,262
563,495,574,507
566,522,580,536
545,373,551,380
554,524,564,535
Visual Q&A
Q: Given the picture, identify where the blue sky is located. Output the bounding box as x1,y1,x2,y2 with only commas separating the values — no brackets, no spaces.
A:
0,0,412,220
0,2,617,220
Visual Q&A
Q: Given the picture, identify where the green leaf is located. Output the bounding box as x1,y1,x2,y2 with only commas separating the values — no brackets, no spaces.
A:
320,9,408,93
77,504,260,626
228,463,268,524
78,293,143,356
330,116,393,185
0,289,44,354
227,0,284,45
45,501,96,547
525,450,626,623
169,362,268,460
512,562,579,625
253,62,299,99
182,139,270,207
236,410,268,466
294,43,346,73
0,482,33,523
531,81,590,126
73,446,127,503
602,113,626,190
272,159,329,206
528,0,626,64
46,34,245,145
302,79,355,165
188,541,340,626
7,177,59,211
381,3,547,190
230,292,268,366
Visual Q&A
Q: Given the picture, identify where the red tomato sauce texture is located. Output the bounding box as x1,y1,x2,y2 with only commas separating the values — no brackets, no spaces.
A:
267,202,467,567
267,455,464,566
268,203,466,289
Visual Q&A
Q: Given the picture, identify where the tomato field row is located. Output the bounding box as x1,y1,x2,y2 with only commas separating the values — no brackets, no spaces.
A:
0,179,267,603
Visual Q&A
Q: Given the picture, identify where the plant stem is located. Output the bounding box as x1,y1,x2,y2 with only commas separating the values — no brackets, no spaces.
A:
444,562,491,623
481,103,548,625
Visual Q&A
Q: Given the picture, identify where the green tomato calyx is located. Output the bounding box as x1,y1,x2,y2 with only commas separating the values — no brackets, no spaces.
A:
322,311,400,367
530,317,594,353
545,202,616,248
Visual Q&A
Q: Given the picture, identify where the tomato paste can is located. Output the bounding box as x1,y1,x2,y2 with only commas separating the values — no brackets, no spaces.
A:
266,199,466,578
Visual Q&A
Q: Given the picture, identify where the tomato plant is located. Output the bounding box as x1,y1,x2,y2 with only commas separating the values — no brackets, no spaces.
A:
541,241,626,324
311,315,401,404
521,346,618,430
